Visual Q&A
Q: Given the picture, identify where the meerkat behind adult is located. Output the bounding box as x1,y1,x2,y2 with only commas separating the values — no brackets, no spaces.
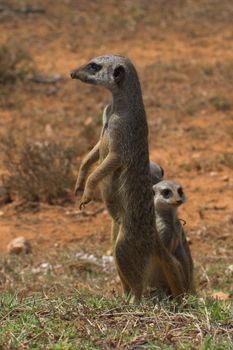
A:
152,180,195,293
71,54,185,301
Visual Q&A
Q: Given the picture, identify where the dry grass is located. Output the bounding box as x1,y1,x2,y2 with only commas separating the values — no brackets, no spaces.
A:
0,234,232,349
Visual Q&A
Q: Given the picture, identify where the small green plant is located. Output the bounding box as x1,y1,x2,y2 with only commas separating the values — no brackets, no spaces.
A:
202,65,214,76
185,105,196,115
185,126,207,140
209,96,231,111
223,152,233,169
131,6,145,21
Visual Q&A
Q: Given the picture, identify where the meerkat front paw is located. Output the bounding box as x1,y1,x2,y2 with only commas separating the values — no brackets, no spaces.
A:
79,192,92,210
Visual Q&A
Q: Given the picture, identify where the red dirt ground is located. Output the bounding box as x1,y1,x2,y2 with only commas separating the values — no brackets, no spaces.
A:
0,1,232,270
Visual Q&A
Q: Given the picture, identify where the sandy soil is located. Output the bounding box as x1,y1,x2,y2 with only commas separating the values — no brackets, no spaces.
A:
0,1,232,271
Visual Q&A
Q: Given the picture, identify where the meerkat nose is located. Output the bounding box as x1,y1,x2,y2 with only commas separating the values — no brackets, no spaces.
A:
176,200,183,204
70,70,77,79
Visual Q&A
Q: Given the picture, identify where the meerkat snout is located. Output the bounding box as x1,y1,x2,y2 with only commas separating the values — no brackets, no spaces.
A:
70,62,103,82
70,69,77,79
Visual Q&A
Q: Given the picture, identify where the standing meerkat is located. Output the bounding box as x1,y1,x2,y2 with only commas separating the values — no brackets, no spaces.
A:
73,88,164,249
152,180,195,294
71,54,185,301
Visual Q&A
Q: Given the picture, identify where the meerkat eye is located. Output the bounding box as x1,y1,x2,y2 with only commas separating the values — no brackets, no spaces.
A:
86,62,102,73
177,187,183,197
161,188,172,198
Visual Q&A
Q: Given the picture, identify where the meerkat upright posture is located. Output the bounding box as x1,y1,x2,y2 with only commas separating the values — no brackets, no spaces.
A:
75,146,163,248
71,55,185,301
152,180,195,293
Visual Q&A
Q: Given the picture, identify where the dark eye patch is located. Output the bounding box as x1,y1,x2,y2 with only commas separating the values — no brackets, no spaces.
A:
86,62,102,73
161,188,172,198
177,187,183,197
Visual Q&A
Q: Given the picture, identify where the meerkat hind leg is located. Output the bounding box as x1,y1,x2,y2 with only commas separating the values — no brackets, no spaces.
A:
111,220,120,252
158,249,186,297
116,265,131,297
114,239,146,302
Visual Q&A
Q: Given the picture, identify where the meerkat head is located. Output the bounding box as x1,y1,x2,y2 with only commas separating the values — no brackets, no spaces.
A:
70,54,136,92
150,160,164,185
153,180,186,210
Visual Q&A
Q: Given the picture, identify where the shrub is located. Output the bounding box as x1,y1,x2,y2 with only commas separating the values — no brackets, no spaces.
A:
209,96,231,111
2,140,78,204
0,42,33,84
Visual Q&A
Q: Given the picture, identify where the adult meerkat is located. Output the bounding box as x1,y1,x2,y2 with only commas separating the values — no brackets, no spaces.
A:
71,54,185,301
152,180,195,294
73,75,164,249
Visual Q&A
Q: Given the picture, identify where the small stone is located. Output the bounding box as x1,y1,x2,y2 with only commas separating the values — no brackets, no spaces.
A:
212,291,231,301
221,176,229,182
209,171,218,177
192,153,201,159
45,124,53,137
7,236,32,255
84,117,93,126
227,264,233,274
102,255,114,266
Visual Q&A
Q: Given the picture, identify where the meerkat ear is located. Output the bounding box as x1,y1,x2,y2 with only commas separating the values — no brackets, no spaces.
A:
113,65,125,83
160,166,164,178
152,186,156,196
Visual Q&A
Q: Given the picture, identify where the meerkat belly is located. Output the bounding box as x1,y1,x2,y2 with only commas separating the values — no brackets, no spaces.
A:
99,172,122,221
98,129,124,221
156,216,173,250
156,214,181,253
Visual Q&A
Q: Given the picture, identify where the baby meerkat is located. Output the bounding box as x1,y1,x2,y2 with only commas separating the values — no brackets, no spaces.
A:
150,161,164,185
152,180,195,294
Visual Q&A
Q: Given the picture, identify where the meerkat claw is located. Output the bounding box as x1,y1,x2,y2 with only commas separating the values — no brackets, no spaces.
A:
79,202,85,210
79,196,91,210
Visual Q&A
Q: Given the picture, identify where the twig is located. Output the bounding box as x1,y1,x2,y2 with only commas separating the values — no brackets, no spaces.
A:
98,311,144,318
28,74,64,84
66,207,105,217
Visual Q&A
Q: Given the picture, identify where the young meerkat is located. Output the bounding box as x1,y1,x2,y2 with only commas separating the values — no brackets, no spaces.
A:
71,54,185,302
152,180,195,294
